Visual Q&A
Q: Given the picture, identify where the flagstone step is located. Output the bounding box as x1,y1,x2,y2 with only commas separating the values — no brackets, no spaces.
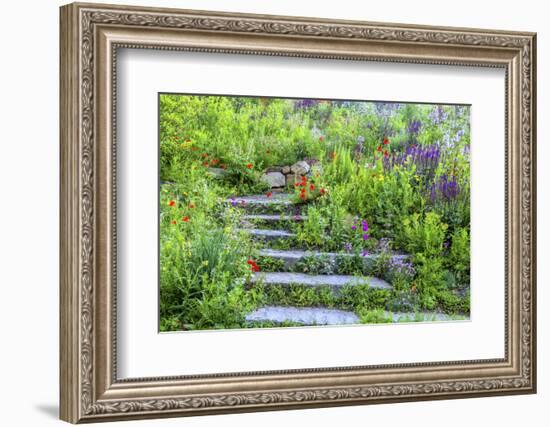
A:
244,306,467,326
228,193,300,214
258,248,408,270
239,228,296,241
250,272,391,291
245,306,360,325
242,214,306,222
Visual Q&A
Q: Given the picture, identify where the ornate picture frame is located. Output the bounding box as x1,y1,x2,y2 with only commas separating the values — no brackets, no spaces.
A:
60,2,536,423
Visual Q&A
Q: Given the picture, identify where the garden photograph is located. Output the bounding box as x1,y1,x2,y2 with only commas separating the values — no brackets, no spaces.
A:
159,94,471,332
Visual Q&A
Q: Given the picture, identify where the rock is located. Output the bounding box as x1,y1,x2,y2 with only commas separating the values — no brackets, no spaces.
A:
246,306,360,325
250,272,392,292
265,166,283,173
261,171,285,188
282,165,291,174
290,161,310,175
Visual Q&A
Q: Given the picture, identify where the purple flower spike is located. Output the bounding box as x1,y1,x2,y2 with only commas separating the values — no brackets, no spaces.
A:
351,225,357,231
362,220,369,232
230,197,237,207
363,234,370,241
361,250,369,257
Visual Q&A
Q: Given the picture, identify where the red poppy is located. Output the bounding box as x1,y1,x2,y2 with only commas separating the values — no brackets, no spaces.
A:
294,182,300,188
309,184,315,191
182,216,190,222
383,137,389,145
247,259,260,272
171,220,177,225
301,175,307,182
320,188,326,195
246,163,253,169
266,191,273,198
319,136,325,142
300,193,306,200
377,145,382,152
203,161,209,167
383,149,389,157
188,203,195,209
168,200,176,207
210,158,219,165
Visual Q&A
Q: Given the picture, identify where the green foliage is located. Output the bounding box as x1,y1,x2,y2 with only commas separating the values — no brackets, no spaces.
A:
292,254,336,275
447,227,470,286
159,95,472,330
295,205,329,248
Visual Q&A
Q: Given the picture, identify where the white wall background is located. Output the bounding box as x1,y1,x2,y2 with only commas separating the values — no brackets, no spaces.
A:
0,0,545,426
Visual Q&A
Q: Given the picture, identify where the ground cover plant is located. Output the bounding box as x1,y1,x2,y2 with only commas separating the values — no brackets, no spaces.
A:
159,94,471,332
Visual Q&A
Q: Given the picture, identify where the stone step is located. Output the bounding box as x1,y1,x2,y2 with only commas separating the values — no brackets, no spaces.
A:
242,214,306,223
245,306,466,326
258,248,408,270
239,228,296,241
228,193,299,214
245,306,359,325
250,272,391,291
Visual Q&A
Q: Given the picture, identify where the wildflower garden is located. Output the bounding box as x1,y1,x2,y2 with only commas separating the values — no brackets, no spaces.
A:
159,95,471,331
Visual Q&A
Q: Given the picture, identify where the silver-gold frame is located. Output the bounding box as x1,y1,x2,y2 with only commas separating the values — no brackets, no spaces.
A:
60,2,537,423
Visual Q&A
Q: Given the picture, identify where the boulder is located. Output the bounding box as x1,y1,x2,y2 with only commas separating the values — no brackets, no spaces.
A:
261,171,286,188
290,160,310,175
282,165,291,174
265,166,283,173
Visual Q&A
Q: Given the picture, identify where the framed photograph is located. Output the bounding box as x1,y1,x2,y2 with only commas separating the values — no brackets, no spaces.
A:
60,2,537,423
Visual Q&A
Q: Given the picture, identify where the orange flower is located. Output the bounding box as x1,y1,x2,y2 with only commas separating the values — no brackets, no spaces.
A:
202,153,209,158
188,203,195,209
377,145,382,152
210,158,219,165
171,220,177,225
246,163,253,169
203,161,209,167
294,182,300,188
182,216,190,222
168,200,176,207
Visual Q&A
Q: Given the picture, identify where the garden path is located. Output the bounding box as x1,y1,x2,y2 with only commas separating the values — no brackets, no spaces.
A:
230,193,459,326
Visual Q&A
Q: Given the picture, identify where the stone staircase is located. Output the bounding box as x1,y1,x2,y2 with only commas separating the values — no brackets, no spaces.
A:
230,193,460,326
